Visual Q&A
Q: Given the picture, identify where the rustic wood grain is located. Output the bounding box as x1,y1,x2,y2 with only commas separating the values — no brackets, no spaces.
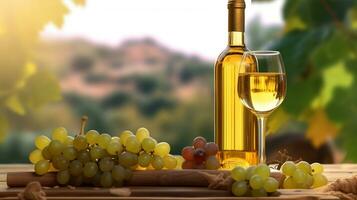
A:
0,164,354,200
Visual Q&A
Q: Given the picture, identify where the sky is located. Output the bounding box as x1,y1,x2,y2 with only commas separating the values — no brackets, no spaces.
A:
42,0,284,60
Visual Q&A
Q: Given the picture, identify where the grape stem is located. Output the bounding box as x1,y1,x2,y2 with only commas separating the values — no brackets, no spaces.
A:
79,116,88,135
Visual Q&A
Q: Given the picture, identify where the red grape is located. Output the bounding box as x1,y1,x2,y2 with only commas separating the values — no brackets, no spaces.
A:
194,163,206,169
193,136,207,149
193,148,206,164
182,160,195,169
205,142,218,156
181,146,194,161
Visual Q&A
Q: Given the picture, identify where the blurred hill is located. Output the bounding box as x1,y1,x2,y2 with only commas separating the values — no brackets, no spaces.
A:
35,38,213,101
15,37,214,159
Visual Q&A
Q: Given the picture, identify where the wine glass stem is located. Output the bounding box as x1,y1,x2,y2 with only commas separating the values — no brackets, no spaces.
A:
257,116,266,164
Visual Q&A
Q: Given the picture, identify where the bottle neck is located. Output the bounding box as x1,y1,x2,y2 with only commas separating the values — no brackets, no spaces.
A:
229,31,245,47
228,0,245,47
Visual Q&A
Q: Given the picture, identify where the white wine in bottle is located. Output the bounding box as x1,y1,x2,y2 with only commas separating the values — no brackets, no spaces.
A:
214,0,258,169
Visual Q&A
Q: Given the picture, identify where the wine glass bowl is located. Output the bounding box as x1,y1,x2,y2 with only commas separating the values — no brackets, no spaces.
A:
237,51,286,163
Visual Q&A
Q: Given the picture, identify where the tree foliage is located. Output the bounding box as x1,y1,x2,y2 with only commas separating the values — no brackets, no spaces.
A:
270,0,357,161
0,0,85,140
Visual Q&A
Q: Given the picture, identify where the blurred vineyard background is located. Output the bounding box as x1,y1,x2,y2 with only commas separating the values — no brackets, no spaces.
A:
1,0,357,163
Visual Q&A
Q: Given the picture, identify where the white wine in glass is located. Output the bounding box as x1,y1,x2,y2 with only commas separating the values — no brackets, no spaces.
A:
238,51,287,163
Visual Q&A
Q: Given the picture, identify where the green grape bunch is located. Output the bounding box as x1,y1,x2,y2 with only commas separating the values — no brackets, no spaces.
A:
281,161,328,189
230,164,279,197
29,116,181,187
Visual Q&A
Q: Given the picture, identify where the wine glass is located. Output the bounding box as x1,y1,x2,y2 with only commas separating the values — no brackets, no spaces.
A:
237,51,287,164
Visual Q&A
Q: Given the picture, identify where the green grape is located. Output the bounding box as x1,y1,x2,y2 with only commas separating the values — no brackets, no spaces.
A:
100,171,113,188
83,162,98,178
312,173,328,188
41,146,52,160
69,160,83,176
48,140,65,156
281,161,296,176
52,155,69,170
231,166,246,181
249,175,264,190
34,160,50,175
151,155,164,170
77,150,90,164
69,175,83,186
154,142,170,157
136,127,150,143
73,135,88,151
296,161,312,174
57,170,70,185
35,135,51,150
64,136,74,146
292,168,307,184
251,188,267,197
299,174,313,189
142,137,157,153
112,165,126,182
255,164,270,179
163,154,177,169
52,127,68,143
283,176,297,189
83,175,93,185
138,153,152,167
111,136,120,143
231,181,248,197
90,146,105,161
175,155,184,170
284,176,297,189
63,147,77,161
113,180,124,187
99,157,114,172
205,156,220,170
97,133,111,148
92,172,102,187
29,149,44,164
124,168,133,181
86,130,99,145
311,162,324,174
119,130,134,146
119,152,138,168
246,166,256,180
125,135,141,153
263,177,279,192
106,141,123,155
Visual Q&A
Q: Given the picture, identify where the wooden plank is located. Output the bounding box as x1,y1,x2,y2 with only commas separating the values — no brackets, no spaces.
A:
0,197,329,200
0,164,353,200
0,187,338,200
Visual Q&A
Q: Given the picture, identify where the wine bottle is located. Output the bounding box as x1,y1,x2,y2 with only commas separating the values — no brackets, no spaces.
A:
214,0,258,168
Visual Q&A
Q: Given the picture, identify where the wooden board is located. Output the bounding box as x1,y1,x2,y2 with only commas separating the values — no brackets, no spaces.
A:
0,187,338,200
0,164,353,200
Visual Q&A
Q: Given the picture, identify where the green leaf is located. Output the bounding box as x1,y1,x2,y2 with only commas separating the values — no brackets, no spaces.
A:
311,31,350,69
5,95,25,115
0,115,9,142
282,75,322,114
312,62,353,107
20,70,61,109
326,85,357,123
283,0,353,28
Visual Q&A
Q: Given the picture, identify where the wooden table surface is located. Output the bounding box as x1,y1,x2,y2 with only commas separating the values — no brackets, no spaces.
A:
0,164,356,199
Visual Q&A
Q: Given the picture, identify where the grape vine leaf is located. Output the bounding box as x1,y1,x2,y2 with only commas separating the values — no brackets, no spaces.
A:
5,95,26,116
21,70,62,109
306,109,339,148
0,116,9,142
